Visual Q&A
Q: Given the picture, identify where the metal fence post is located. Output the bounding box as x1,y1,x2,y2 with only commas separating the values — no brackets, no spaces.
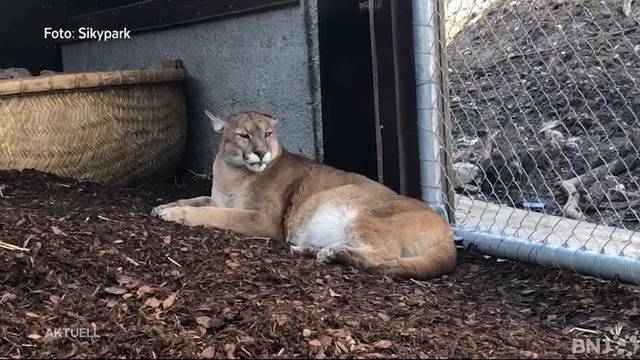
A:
413,0,448,221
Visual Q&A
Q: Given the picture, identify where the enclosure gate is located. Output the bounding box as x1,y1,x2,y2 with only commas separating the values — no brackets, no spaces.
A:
414,0,640,284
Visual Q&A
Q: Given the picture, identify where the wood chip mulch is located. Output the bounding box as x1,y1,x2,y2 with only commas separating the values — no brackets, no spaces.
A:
1,169,639,358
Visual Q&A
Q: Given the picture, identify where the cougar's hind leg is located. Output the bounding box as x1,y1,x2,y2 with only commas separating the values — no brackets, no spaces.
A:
316,244,397,270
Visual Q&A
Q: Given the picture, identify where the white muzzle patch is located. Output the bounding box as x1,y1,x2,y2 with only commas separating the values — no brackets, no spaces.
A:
245,151,272,172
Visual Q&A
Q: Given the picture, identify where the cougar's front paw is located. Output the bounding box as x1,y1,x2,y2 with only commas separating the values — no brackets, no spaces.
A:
151,203,176,217
155,206,187,225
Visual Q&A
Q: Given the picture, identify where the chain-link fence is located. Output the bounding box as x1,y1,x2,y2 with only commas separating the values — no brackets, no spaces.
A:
422,0,640,283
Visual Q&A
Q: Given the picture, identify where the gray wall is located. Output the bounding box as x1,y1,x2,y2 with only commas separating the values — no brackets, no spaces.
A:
62,1,322,172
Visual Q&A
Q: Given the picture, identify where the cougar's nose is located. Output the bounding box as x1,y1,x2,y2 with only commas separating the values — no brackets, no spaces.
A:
254,150,266,159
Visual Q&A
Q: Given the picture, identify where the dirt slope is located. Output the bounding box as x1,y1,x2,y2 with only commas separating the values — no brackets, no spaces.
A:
448,0,640,228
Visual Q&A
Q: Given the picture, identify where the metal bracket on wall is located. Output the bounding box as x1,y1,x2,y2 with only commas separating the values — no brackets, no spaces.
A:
160,59,185,70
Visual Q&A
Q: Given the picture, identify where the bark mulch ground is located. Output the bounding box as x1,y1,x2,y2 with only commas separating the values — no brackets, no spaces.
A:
1,169,639,358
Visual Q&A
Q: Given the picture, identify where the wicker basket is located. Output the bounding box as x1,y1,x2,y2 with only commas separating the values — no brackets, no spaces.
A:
0,68,187,185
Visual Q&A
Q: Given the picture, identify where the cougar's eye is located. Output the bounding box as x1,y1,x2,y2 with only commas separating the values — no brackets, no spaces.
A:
265,131,273,138
237,133,251,140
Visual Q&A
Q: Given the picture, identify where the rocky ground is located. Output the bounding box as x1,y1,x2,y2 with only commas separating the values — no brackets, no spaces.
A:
447,0,640,229
0,169,639,358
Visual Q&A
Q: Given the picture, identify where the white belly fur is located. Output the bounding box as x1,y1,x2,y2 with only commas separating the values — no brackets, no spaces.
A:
292,205,359,249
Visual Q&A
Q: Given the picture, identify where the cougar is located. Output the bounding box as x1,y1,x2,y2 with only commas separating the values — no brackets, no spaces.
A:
152,111,456,279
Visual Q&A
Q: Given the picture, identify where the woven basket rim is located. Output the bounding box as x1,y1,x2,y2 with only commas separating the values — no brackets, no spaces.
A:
0,68,185,96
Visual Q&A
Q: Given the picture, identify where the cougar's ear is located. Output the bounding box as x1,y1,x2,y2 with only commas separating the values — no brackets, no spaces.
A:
204,110,225,134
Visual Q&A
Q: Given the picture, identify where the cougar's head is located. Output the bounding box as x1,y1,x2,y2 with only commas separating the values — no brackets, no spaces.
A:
205,110,281,173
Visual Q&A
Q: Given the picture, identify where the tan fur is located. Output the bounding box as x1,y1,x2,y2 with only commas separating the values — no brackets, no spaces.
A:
153,111,456,279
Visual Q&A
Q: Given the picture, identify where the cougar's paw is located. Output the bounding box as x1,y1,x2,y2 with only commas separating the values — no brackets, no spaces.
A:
290,245,318,258
151,203,176,217
316,248,333,264
155,206,187,225
316,246,350,264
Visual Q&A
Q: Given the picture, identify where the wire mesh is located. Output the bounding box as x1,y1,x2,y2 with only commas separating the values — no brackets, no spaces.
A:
432,0,640,267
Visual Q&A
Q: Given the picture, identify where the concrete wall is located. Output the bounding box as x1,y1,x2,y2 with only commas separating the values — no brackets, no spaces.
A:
62,1,322,172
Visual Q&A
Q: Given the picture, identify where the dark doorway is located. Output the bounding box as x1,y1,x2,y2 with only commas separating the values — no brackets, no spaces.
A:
318,0,378,181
